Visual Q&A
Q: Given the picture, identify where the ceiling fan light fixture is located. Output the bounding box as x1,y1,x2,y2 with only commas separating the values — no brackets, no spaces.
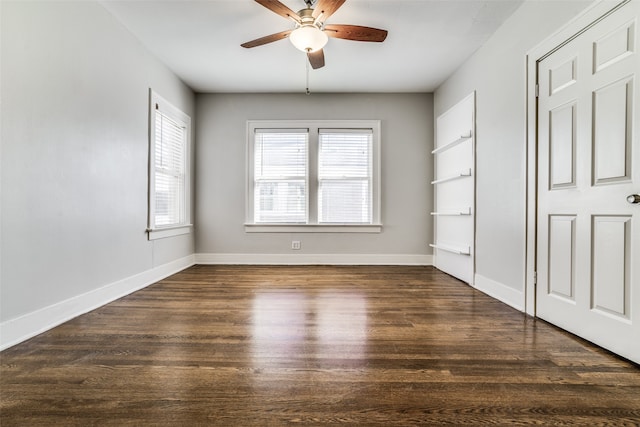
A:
289,25,328,52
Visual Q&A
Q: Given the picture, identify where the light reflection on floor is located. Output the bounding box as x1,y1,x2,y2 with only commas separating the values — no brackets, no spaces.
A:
250,290,368,390
314,291,367,359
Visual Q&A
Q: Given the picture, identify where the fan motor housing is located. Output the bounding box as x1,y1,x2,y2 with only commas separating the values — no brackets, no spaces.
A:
297,8,318,26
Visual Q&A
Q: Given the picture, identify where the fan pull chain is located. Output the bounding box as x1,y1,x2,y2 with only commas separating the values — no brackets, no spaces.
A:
305,53,311,95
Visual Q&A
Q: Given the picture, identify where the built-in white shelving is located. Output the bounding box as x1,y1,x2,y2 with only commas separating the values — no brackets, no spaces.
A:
431,92,475,285
431,168,472,185
430,207,472,216
431,131,473,155
429,243,471,256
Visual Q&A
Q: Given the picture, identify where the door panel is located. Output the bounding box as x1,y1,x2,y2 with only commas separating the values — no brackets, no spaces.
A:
593,77,633,184
537,0,639,363
593,20,635,72
550,57,577,94
591,215,630,318
548,215,576,301
549,103,577,188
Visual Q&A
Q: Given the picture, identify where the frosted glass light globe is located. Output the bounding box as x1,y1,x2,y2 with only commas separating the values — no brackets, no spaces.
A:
289,26,328,52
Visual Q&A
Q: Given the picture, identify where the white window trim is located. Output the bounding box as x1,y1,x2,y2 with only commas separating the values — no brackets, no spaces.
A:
245,120,382,233
147,89,192,240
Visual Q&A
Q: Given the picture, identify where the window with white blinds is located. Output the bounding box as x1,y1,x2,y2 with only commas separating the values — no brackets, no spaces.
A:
154,112,186,226
148,90,192,240
254,130,308,223
247,120,381,232
318,130,372,223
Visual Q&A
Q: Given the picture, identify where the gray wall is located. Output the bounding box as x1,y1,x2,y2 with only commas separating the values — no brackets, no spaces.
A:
1,1,195,322
195,93,433,259
1,0,593,330
434,0,592,294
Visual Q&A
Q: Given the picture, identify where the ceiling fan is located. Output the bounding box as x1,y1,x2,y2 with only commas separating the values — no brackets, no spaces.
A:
241,0,388,70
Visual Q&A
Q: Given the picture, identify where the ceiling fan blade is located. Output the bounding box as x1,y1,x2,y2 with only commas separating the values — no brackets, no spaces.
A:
312,0,346,21
255,0,301,23
323,24,388,42
308,49,325,69
241,30,293,48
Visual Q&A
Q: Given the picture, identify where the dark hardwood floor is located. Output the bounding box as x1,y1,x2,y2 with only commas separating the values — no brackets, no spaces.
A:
1,265,639,425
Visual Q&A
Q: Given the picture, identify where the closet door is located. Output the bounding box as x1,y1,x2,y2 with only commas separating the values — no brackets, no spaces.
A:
536,0,639,363
431,93,475,284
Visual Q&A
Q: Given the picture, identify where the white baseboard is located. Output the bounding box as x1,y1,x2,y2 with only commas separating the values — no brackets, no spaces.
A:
195,253,433,266
0,255,195,351
474,273,525,312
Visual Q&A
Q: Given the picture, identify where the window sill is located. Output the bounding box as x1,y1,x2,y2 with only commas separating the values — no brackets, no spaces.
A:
244,224,383,233
147,224,193,240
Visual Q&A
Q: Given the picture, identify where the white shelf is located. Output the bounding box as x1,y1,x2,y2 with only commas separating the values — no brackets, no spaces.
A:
431,168,472,185
431,131,473,154
431,207,472,216
429,243,471,256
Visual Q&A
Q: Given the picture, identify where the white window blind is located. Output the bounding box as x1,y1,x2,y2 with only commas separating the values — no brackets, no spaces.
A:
318,129,373,223
154,110,186,227
254,130,308,223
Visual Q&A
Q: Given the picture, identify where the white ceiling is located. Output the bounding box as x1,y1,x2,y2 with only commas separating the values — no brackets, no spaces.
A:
100,0,524,93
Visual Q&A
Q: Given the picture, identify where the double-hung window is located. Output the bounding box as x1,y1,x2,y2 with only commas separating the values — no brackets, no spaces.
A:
247,120,381,232
147,90,192,240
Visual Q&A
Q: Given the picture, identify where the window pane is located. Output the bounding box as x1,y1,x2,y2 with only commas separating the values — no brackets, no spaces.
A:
319,131,372,223
255,132,307,178
319,132,371,178
319,179,371,223
155,113,185,172
155,171,184,226
255,180,306,223
154,111,186,227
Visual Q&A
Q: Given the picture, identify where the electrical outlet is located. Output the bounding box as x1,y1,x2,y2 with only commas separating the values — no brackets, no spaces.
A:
291,240,301,250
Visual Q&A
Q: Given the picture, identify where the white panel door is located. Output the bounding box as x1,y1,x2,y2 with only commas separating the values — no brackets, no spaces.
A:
432,93,475,284
537,0,640,363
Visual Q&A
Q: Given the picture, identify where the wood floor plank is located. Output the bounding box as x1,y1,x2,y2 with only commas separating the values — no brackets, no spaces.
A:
1,265,639,425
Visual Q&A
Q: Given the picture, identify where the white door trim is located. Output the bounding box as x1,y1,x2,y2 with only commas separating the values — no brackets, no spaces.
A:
524,0,631,316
